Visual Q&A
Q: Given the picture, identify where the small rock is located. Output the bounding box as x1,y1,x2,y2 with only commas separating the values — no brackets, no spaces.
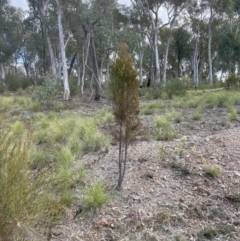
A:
234,171,240,177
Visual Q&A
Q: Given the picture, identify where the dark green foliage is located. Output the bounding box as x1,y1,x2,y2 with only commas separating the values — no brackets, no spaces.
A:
6,75,33,91
225,73,240,88
32,74,62,107
0,81,7,93
109,43,139,189
164,78,186,99
198,227,217,239
68,76,79,96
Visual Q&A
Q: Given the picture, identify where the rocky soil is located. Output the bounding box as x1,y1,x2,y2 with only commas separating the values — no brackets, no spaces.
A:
49,98,240,241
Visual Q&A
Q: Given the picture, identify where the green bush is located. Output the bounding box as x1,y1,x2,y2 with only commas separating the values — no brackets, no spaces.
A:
164,78,186,98
68,76,79,96
0,81,7,94
225,73,240,88
0,126,38,240
5,75,32,91
32,74,62,107
109,42,140,189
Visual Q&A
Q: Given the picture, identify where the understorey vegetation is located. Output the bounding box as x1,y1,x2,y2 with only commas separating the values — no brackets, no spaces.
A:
0,78,240,239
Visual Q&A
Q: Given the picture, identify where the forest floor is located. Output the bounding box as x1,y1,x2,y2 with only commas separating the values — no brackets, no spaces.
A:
47,94,240,241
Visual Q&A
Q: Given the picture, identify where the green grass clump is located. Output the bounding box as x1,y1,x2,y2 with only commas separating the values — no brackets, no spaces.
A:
0,96,15,111
94,109,114,124
53,165,76,190
85,182,109,209
78,165,86,181
30,147,48,169
0,124,64,240
14,96,32,108
204,164,222,177
140,107,155,115
9,120,25,136
228,108,238,121
53,147,75,167
140,101,166,115
30,100,41,112
166,109,183,123
198,227,217,239
192,111,202,120
33,114,109,148
155,116,176,140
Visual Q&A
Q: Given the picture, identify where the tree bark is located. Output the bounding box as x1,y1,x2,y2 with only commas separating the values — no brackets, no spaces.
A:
80,30,91,94
138,50,144,87
89,33,101,101
0,63,5,80
68,52,77,76
46,34,57,77
56,0,70,100
208,2,213,84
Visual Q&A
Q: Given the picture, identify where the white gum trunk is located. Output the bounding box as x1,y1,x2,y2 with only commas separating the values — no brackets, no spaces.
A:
56,0,70,100
208,4,213,84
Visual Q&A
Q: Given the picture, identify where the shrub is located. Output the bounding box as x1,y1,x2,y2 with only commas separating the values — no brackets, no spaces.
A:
5,75,32,91
32,74,62,107
0,80,7,94
164,78,186,98
225,73,240,88
68,76,79,96
5,74,22,91
109,43,140,189
0,125,38,240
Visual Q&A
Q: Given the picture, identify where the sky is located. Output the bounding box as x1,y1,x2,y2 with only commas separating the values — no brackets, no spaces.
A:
10,0,131,10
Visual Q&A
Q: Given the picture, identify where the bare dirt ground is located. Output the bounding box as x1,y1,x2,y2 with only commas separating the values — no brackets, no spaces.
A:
49,98,240,241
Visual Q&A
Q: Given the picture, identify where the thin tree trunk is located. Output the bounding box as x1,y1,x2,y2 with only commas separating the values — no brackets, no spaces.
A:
147,49,154,87
0,63,5,80
117,121,123,190
138,50,143,87
162,17,176,84
81,30,91,94
193,24,200,87
208,3,213,84
46,34,57,77
162,37,171,84
56,0,70,100
68,52,77,76
77,54,81,85
89,33,101,101
154,29,160,83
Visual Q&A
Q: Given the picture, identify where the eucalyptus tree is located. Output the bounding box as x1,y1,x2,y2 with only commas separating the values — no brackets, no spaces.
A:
80,0,116,101
54,0,70,100
187,0,207,86
165,26,192,78
124,3,151,86
130,0,168,83
0,1,23,80
161,0,188,84
27,0,58,76
216,21,240,76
